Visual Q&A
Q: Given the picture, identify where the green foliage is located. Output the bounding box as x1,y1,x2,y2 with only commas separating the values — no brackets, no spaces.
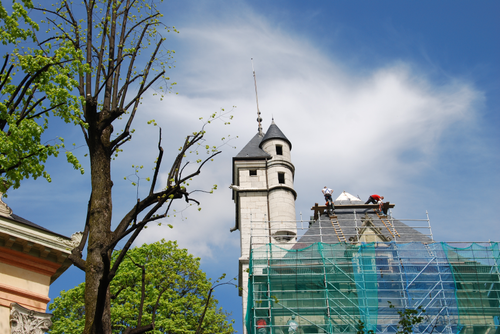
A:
389,303,426,334
49,240,235,334
0,0,85,193
356,303,427,334
0,0,37,43
356,319,374,334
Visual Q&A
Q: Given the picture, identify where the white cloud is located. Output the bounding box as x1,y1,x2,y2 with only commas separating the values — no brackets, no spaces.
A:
130,6,482,255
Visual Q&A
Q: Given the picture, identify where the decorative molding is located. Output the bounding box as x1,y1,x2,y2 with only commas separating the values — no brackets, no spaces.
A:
0,246,60,277
10,303,52,334
5,236,16,248
0,217,80,255
0,283,50,312
266,159,295,173
40,247,51,258
0,193,13,217
22,241,34,253
56,231,83,249
268,185,298,200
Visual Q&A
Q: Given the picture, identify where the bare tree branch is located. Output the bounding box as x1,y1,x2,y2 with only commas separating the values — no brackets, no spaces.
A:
179,151,222,184
117,15,163,108
94,0,112,97
110,67,166,152
5,63,50,113
94,57,125,99
127,255,146,327
68,196,92,271
32,6,74,26
149,128,163,195
122,324,154,334
25,101,64,121
0,56,13,91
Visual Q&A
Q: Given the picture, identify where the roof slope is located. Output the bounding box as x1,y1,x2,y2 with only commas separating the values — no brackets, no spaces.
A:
295,198,432,248
0,198,70,239
235,133,271,159
260,122,292,149
235,121,291,159
3,213,70,239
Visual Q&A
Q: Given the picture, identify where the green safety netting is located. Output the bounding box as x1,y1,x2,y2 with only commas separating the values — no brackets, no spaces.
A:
443,242,500,333
245,242,500,334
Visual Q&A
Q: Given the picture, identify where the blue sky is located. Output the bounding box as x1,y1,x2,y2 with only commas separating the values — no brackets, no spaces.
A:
2,1,500,332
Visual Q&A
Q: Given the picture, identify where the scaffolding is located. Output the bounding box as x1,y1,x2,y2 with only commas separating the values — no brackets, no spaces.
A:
245,217,500,334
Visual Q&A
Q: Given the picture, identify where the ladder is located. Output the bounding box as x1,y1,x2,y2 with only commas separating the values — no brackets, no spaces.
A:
373,209,401,238
330,216,347,243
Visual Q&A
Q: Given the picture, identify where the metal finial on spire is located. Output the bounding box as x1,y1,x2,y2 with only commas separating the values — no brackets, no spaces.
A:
251,58,263,136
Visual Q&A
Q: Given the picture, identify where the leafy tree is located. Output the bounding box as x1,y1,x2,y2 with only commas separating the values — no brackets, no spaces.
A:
19,0,234,333
0,0,84,192
389,303,427,334
49,240,235,334
356,303,428,334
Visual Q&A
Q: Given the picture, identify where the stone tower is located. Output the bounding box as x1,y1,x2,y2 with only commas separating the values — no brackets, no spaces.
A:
230,120,297,330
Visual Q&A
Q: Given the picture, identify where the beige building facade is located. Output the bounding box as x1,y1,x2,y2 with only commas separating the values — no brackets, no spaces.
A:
0,195,81,333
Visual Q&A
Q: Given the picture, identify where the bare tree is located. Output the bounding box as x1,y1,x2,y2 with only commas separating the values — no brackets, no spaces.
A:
32,1,229,333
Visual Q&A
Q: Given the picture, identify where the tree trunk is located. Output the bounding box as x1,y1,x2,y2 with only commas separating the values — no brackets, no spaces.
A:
84,107,114,334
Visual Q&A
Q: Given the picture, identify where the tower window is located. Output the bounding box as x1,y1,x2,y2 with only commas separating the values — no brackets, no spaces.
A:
276,145,283,155
249,170,257,176
278,172,285,184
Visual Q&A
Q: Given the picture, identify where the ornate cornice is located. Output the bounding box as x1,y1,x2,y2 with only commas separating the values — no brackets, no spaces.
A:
0,217,81,255
56,232,83,249
0,193,13,217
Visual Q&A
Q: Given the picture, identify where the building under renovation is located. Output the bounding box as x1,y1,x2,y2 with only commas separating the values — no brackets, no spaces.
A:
230,121,500,334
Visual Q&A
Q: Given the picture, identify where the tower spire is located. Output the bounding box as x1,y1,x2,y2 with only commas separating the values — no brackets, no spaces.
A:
251,58,263,136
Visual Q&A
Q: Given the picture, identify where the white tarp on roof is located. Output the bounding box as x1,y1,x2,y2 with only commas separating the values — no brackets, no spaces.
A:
335,191,362,202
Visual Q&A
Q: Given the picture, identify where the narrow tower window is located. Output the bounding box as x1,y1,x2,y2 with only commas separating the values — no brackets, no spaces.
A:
278,172,285,184
249,170,257,176
276,145,283,155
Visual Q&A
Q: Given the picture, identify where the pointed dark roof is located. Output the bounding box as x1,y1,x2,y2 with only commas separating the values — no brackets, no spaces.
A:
235,133,271,159
260,122,292,150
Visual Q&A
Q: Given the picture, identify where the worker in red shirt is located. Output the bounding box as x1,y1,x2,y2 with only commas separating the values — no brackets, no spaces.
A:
256,319,267,334
365,194,384,204
365,194,385,213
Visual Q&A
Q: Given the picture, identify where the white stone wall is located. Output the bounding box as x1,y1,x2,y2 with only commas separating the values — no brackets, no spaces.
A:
261,140,292,161
238,192,269,257
235,136,298,334
262,139,296,239
266,164,294,189
238,169,267,189
240,261,249,331
269,189,296,232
